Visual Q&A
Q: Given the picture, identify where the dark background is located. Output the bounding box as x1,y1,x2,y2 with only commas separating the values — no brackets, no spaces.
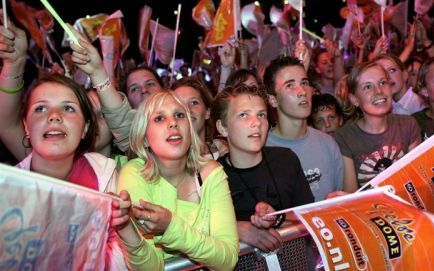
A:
21,0,418,64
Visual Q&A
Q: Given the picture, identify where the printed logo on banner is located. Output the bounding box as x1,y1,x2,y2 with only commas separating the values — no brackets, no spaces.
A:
0,208,42,270
312,217,350,270
404,181,426,210
368,204,416,245
335,218,368,270
370,217,402,259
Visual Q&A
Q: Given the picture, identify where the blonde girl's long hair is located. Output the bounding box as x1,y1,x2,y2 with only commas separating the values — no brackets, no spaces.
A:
129,91,207,182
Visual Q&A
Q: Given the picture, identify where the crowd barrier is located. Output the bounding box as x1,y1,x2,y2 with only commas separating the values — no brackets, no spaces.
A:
164,222,314,271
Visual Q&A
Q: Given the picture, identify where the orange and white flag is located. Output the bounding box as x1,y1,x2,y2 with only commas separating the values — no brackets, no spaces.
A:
295,188,434,271
192,0,215,31
204,0,237,47
358,135,434,213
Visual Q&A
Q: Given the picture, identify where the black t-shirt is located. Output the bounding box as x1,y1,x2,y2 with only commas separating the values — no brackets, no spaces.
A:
218,147,314,221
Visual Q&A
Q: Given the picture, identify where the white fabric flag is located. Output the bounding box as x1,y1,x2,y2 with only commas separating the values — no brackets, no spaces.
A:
0,164,112,270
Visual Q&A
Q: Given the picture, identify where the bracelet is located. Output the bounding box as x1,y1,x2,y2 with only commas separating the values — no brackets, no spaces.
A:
0,73,24,80
0,80,25,94
272,213,286,229
93,78,111,92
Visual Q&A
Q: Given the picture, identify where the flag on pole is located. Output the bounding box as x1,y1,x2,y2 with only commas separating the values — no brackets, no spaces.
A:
389,0,408,36
138,5,152,63
240,2,265,46
98,10,130,79
269,5,292,46
10,0,52,63
192,0,215,31
204,0,237,47
150,20,176,65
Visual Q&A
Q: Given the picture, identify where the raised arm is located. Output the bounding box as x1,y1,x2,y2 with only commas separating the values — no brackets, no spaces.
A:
69,27,134,151
324,39,344,85
69,28,123,109
217,41,236,92
0,20,28,160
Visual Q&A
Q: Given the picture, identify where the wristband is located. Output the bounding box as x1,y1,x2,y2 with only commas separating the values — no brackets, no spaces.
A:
93,78,111,92
272,213,286,229
0,80,25,94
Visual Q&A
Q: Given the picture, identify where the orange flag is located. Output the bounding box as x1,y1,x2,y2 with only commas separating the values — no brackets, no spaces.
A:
75,14,108,42
99,10,130,77
204,0,236,47
295,189,434,271
138,5,152,62
192,0,215,31
10,0,52,63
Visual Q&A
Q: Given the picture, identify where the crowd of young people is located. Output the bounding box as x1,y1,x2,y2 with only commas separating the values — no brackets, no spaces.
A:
0,10,432,270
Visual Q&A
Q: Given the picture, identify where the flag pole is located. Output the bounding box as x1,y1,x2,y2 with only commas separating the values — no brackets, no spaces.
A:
380,6,385,36
170,4,181,84
2,0,7,29
148,18,159,67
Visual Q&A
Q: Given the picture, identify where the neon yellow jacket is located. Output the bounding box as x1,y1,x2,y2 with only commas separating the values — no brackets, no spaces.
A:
117,158,239,271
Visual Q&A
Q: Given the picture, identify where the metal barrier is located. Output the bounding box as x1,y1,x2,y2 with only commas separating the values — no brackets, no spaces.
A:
164,222,313,271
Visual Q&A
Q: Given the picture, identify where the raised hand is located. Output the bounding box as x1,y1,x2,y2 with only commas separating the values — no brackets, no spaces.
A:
218,41,236,68
68,24,107,83
0,13,28,68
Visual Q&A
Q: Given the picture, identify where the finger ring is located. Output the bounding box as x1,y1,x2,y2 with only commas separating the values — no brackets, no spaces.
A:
138,219,145,225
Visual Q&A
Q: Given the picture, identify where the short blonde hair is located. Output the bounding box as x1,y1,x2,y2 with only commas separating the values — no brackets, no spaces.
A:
129,91,206,182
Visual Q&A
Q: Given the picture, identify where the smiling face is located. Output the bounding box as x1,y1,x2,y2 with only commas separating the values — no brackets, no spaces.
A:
145,95,191,162
218,94,268,156
173,86,210,137
273,65,313,120
126,69,163,108
350,65,392,118
24,82,87,161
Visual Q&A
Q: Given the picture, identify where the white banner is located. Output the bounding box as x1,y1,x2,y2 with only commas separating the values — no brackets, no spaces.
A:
0,164,112,271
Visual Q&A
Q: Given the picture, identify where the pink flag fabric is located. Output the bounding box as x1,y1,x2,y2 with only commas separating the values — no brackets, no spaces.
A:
241,3,265,46
192,0,215,31
138,5,152,62
150,20,176,64
0,164,112,270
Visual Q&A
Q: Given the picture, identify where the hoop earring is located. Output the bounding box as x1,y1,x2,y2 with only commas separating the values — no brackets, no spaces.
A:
22,134,32,149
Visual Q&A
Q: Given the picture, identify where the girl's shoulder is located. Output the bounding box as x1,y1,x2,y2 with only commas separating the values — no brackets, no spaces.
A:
199,160,222,182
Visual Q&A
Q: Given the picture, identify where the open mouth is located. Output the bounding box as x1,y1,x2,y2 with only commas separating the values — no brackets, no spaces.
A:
43,130,67,139
167,134,183,142
372,98,387,105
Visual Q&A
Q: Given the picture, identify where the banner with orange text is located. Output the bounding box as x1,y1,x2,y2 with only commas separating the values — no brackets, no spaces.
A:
294,188,434,271
358,135,434,213
0,164,112,270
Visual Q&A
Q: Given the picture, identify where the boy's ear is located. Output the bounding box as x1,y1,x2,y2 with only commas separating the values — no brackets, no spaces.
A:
268,95,278,108
216,119,228,137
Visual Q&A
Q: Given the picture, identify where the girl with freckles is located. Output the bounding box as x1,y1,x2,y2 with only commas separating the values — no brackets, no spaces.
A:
113,91,239,270
333,62,421,193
